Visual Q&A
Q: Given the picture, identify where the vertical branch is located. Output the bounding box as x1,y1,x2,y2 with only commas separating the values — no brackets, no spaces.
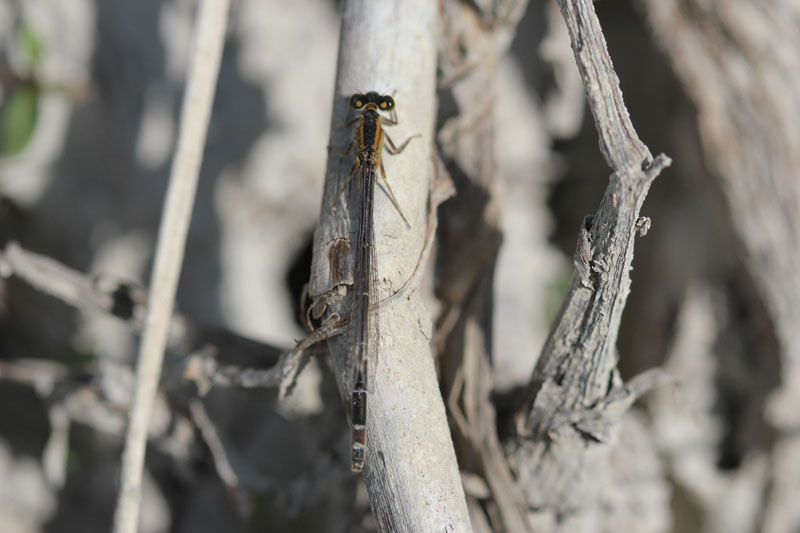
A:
112,1,231,532
307,0,471,530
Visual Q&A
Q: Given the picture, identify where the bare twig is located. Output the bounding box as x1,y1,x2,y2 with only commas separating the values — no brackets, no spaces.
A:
433,1,533,531
113,1,232,531
307,0,471,530
0,354,298,509
0,239,343,405
0,241,301,377
185,320,344,397
187,399,255,517
0,359,172,446
509,0,671,521
1,241,145,321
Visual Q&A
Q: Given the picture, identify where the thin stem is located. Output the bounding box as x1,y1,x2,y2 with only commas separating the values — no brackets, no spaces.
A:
112,1,231,532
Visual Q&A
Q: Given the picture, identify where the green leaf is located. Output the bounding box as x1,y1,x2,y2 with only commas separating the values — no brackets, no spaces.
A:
1,85,39,156
20,24,44,68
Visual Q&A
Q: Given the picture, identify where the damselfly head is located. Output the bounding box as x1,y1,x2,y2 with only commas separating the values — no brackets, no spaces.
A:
350,92,395,112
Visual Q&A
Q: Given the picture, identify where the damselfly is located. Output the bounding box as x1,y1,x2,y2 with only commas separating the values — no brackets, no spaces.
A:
334,91,417,472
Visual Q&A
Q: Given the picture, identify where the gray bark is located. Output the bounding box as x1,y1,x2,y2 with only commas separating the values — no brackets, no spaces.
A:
508,0,671,529
307,1,472,531
433,1,533,531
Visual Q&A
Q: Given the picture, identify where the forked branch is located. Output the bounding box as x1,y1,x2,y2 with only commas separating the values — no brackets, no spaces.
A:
511,0,671,517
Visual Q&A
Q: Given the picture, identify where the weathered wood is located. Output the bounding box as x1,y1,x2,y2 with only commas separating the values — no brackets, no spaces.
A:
433,0,534,531
510,0,670,527
307,1,471,531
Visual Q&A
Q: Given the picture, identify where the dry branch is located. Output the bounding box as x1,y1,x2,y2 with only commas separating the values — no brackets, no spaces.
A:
307,0,471,530
0,240,332,394
113,2,232,530
433,1,532,531
0,240,334,522
509,0,671,527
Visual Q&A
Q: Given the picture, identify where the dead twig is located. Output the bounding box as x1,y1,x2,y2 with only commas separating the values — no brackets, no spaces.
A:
509,0,671,521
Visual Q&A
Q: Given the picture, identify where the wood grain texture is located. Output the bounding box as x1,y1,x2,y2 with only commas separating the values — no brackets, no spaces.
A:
308,1,471,531
510,0,671,527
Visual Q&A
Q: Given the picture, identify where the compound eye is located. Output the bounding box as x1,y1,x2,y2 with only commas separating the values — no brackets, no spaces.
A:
350,94,364,109
381,96,395,110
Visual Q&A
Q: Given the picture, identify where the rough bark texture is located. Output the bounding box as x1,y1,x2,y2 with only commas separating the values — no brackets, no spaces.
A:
5,0,798,531
508,0,671,529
